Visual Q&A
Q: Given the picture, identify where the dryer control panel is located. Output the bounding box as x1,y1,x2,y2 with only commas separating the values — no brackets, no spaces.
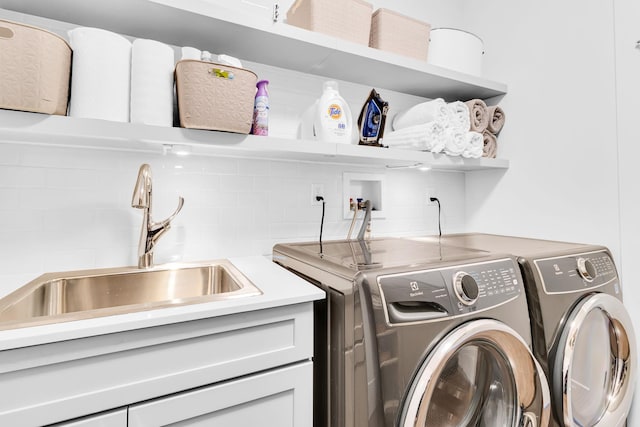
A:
377,258,522,324
534,250,618,294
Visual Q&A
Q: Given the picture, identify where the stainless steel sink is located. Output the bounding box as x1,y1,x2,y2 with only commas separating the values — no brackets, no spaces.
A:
0,260,261,330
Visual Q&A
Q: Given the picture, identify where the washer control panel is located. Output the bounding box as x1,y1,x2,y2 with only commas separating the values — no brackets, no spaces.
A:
534,250,617,294
377,258,522,324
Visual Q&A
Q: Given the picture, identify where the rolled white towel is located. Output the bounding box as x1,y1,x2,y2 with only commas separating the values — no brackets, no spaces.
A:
68,27,132,122
442,128,466,156
446,101,471,132
384,121,446,152
130,39,175,127
461,131,484,158
392,98,448,130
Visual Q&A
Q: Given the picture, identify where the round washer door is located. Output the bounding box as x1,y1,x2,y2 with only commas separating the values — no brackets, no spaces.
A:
553,293,636,426
400,319,550,427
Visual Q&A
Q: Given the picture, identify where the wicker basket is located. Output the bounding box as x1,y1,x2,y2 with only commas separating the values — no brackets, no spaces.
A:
369,9,431,61
175,60,258,134
287,0,373,46
0,19,71,115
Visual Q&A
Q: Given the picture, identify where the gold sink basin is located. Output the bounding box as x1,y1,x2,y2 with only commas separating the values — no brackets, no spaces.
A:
0,260,261,330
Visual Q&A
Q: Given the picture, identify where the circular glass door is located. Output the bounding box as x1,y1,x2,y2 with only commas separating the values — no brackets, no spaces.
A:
400,319,550,427
553,293,636,426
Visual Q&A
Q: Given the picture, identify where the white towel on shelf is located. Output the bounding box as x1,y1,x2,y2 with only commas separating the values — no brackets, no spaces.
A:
180,46,201,60
461,131,484,158
68,27,132,122
446,101,471,132
392,98,448,130
130,39,175,127
442,128,467,156
384,121,446,152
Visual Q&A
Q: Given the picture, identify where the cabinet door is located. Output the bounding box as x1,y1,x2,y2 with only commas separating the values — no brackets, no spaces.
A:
49,408,127,427
128,361,313,427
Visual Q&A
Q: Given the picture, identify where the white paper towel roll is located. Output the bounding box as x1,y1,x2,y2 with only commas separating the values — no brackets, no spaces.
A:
68,27,132,122
130,39,175,127
180,46,201,60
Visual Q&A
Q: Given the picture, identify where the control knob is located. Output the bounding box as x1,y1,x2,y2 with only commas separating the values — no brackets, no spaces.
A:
453,271,479,306
577,257,597,282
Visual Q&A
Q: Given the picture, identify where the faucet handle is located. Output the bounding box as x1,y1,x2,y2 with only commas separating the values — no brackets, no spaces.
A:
169,196,185,223
153,196,184,230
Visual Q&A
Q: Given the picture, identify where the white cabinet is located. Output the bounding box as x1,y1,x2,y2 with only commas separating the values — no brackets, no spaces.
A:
53,362,312,427
0,303,314,427
51,409,128,427
0,1,509,172
128,362,312,427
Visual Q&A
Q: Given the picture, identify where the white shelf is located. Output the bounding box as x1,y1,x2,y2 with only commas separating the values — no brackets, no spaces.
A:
0,110,509,171
0,0,507,101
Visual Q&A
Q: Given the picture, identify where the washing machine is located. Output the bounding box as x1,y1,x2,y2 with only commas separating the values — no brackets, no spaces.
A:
416,233,637,427
273,237,550,427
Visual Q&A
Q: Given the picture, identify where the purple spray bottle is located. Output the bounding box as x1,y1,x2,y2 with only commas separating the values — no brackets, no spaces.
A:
252,80,269,136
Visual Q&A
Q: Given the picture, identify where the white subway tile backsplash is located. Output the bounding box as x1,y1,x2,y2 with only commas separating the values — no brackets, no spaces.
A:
239,159,272,176
220,175,255,193
0,165,47,188
0,144,21,166
0,189,22,209
0,209,44,232
41,249,97,273
0,142,465,298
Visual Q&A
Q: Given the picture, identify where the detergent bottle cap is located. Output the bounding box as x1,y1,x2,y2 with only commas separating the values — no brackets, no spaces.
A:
323,80,339,93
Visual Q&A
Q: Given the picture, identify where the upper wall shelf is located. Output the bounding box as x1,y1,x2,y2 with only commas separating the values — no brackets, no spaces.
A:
0,0,507,101
0,110,508,171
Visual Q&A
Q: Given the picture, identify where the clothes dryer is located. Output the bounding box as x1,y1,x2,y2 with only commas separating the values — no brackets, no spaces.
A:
418,234,636,427
273,237,550,427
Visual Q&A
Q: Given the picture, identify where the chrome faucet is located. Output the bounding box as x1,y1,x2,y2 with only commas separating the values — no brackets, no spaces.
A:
131,164,184,268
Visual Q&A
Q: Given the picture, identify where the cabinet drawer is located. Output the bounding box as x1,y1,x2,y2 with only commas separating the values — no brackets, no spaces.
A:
1,303,314,426
128,361,313,427
49,408,127,427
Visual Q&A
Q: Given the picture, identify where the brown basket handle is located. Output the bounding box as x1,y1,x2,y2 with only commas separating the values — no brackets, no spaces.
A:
0,26,15,39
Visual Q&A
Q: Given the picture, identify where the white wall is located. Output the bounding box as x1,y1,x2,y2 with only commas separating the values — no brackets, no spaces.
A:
613,0,640,420
460,0,620,253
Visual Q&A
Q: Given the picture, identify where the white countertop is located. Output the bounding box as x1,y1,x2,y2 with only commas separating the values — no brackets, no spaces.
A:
0,256,325,351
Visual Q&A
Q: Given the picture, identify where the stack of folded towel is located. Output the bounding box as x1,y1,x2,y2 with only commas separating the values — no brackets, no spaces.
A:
384,97,506,159
466,98,506,158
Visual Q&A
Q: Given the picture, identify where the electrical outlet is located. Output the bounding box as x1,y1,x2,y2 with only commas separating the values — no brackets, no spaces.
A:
311,183,325,205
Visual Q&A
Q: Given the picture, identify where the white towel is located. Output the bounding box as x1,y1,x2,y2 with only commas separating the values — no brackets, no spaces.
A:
68,27,132,122
461,131,484,158
442,128,466,156
446,101,471,132
392,98,448,130
384,121,446,152
217,54,243,68
181,46,201,60
130,39,175,127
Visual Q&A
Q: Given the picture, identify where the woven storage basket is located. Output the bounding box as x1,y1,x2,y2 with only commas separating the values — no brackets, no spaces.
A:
287,0,373,46
175,60,258,134
369,9,430,61
0,19,71,115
